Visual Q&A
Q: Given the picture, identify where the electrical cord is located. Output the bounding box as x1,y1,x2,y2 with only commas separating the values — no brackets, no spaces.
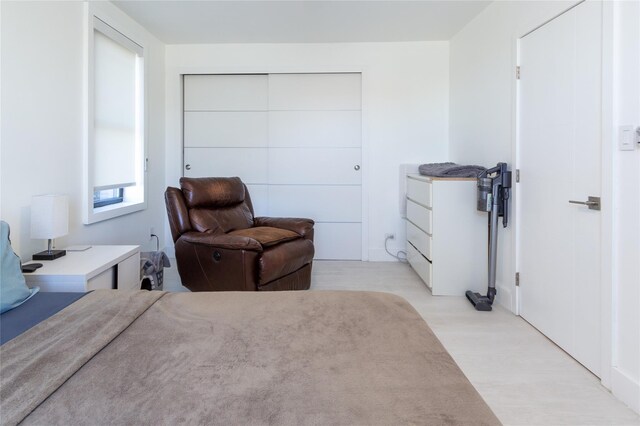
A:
385,236,408,263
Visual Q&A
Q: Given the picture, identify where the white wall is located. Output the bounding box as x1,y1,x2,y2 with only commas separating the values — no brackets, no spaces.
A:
0,1,166,259
449,0,640,413
165,42,449,261
610,0,640,413
449,0,576,311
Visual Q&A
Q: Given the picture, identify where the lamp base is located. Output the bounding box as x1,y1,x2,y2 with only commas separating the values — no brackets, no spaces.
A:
33,250,66,261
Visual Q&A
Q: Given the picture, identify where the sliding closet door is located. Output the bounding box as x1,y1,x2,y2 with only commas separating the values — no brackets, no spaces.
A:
268,73,362,260
183,74,269,216
183,73,362,260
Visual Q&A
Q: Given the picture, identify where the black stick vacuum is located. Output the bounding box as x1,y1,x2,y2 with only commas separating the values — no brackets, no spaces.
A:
466,162,512,311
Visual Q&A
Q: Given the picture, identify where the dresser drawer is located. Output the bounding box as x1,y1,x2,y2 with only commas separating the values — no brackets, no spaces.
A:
406,199,432,234
87,267,115,291
407,220,431,260
407,177,431,208
407,242,432,289
117,252,141,290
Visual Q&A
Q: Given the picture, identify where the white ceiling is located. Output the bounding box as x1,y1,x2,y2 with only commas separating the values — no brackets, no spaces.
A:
112,1,491,44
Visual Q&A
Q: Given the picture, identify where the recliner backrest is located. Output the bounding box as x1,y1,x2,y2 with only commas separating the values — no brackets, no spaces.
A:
165,187,192,243
179,177,255,235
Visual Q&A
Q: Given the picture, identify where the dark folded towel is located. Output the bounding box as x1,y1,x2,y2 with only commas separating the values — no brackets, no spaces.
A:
418,162,486,178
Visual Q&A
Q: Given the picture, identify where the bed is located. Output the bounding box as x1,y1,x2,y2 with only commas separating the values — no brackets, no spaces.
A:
0,290,500,425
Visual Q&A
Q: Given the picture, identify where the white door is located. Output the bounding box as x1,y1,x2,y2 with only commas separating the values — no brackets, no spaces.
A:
518,1,602,376
183,74,270,216
183,73,362,260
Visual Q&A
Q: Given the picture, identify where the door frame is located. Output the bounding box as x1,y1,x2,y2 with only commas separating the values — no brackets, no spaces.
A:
513,0,614,388
172,66,370,261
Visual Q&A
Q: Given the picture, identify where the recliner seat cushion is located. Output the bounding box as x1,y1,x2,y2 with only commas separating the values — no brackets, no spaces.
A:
228,227,299,247
258,239,314,285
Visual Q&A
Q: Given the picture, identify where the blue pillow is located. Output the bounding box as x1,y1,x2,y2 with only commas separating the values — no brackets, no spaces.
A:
1,221,38,314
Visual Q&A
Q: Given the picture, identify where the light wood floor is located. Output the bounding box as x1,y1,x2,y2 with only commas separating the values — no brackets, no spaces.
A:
163,260,640,425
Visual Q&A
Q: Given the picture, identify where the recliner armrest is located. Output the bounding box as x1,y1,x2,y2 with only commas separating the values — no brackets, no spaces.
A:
253,217,314,238
179,232,263,252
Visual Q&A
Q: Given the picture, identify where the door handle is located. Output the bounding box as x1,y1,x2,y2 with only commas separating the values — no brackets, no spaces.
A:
185,164,191,170
568,196,600,210
354,165,360,171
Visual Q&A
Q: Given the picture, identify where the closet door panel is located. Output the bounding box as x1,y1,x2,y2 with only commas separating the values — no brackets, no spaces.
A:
268,73,361,111
246,184,268,217
268,185,361,223
184,74,268,111
269,111,361,148
183,148,268,184
268,148,361,185
184,112,268,147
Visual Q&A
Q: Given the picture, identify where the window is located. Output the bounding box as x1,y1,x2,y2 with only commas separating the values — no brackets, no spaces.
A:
84,14,146,224
93,188,124,208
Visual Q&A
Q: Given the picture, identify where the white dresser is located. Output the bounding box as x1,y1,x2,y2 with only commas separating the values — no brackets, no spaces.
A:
24,245,141,292
405,174,487,296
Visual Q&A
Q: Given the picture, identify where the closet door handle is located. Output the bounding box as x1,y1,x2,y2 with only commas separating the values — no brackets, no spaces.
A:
354,165,360,171
185,164,191,171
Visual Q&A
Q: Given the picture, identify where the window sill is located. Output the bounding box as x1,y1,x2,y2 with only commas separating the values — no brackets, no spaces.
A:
83,200,146,224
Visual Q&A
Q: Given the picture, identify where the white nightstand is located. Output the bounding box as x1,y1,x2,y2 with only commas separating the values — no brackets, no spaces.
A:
23,245,141,292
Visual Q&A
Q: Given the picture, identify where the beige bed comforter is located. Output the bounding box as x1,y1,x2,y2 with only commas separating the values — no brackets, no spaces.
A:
1,290,500,425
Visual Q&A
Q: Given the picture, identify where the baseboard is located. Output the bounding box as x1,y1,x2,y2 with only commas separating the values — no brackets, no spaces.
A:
367,247,405,262
495,283,514,313
611,367,640,414
163,245,400,262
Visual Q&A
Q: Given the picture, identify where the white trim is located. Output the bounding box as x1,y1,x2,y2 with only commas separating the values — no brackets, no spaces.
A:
173,66,371,261
368,247,404,262
599,0,615,391
83,3,147,225
82,2,91,224
359,69,371,261
520,0,586,39
497,283,513,311
510,36,521,315
93,17,143,56
90,200,147,223
611,367,640,413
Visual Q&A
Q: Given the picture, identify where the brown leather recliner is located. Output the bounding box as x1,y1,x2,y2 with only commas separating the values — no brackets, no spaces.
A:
165,177,314,292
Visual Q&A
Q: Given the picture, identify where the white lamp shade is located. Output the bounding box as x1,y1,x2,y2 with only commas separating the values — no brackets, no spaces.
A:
31,195,69,239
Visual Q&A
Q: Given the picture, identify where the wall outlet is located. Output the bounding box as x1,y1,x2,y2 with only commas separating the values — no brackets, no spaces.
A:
385,233,395,240
149,226,155,239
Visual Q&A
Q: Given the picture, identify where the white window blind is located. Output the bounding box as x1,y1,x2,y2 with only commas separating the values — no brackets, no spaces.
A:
93,20,142,191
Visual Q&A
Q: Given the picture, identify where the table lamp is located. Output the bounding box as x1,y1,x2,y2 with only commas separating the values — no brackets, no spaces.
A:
31,194,69,260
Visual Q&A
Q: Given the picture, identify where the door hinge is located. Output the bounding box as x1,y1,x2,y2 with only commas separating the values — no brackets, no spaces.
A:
516,66,521,80
515,169,520,183
515,272,520,287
